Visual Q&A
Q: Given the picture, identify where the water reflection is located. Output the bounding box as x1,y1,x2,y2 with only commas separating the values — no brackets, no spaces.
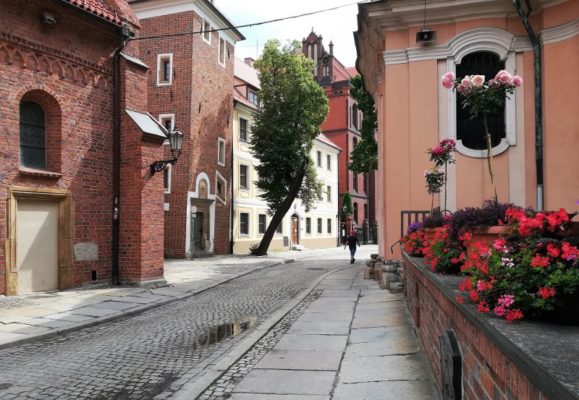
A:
192,317,256,349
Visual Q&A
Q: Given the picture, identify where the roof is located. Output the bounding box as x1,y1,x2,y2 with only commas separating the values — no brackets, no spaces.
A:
316,133,341,151
62,0,139,27
234,58,260,89
345,67,358,77
125,109,168,138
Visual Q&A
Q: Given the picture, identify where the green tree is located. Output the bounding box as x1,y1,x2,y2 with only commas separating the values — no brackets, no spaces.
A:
349,75,378,173
250,40,329,255
342,192,354,216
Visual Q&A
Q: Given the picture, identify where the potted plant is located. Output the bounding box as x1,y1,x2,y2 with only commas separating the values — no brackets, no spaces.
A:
442,71,522,202
456,207,579,323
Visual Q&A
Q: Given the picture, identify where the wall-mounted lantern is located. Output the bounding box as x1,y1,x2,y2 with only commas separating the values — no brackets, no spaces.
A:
150,128,183,175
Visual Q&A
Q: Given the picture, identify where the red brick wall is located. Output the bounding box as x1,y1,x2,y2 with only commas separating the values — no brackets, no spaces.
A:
137,10,233,257
0,0,122,292
403,255,552,400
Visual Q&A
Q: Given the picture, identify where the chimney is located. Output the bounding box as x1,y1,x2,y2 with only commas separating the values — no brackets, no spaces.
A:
244,57,255,67
329,41,334,56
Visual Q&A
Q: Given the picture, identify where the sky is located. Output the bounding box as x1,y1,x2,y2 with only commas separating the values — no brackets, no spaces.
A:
213,0,361,67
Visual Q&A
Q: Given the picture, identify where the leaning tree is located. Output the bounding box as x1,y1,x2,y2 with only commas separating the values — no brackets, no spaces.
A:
250,40,328,255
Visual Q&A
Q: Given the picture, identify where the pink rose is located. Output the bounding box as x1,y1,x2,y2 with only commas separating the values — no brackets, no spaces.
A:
441,72,455,89
461,77,472,88
495,70,513,85
488,79,500,89
513,75,522,87
457,84,464,93
471,75,485,87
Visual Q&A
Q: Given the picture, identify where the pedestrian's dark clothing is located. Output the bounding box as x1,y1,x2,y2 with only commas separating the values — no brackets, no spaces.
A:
346,235,358,249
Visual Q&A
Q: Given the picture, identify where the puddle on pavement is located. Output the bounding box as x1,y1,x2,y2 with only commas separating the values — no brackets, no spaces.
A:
0,383,12,390
192,317,256,349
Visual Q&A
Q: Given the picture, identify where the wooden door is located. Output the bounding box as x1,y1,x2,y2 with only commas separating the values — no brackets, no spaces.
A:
291,215,299,245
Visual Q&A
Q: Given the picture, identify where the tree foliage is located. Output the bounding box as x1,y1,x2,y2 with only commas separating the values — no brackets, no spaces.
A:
250,40,328,255
349,75,378,173
342,192,354,216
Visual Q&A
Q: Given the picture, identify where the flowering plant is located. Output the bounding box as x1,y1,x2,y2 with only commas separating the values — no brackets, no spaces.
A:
427,138,456,167
456,207,579,323
400,229,426,257
424,169,445,195
422,225,465,274
441,70,522,201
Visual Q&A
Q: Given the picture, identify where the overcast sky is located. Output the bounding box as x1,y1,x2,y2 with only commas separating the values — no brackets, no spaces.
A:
214,0,360,67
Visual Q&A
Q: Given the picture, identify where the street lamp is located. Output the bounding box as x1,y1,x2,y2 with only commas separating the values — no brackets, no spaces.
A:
150,128,183,175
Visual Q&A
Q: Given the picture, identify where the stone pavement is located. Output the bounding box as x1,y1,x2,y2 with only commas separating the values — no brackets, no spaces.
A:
176,265,440,400
0,249,325,349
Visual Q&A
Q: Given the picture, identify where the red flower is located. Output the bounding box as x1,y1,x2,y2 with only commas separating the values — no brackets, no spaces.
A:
477,302,490,313
546,243,560,258
492,239,506,251
476,280,493,292
459,231,472,242
468,290,479,303
458,278,473,292
530,255,550,268
505,309,524,323
561,242,578,261
455,296,465,304
537,287,556,300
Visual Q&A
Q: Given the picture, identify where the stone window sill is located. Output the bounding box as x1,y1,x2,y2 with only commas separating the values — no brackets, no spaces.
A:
19,167,62,179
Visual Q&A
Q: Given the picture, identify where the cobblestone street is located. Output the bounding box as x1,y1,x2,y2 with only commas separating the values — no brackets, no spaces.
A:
0,247,375,399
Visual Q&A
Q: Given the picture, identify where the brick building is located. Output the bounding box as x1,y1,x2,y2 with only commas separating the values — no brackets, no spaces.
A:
130,0,244,258
0,0,168,295
302,31,377,238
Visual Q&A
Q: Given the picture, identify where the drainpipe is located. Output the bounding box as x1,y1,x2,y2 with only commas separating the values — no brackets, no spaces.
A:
230,103,235,254
513,1,544,211
112,25,134,284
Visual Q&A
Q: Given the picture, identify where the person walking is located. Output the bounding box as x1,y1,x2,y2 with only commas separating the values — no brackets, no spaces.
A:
344,230,360,264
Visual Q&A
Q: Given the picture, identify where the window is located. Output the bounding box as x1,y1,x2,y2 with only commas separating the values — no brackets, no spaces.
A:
239,118,248,142
327,218,332,234
248,90,258,105
317,218,322,234
353,203,359,224
353,173,358,192
317,151,322,167
239,164,248,189
217,138,226,166
163,164,172,194
456,52,505,150
352,104,358,129
306,217,311,234
240,213,249,235
363,173,368,193
159,114,174,133
326,154,331,170
218,36,226,67
353,137,358,148
326,185,331,202
19,101,46,169
364,204,368,221
258,214,266,234
216,172,226,202
157,54,173,86
317,189,323,201
276,220,282,234
202,19,211,44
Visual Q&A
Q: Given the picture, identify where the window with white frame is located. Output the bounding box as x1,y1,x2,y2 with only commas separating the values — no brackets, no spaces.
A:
258,214,266,234
217,138,226,166
240,212,249,235
239,118,248,142
317,151,322,167
163,164,172,194
157,54,173,86
202,19,211,44
351,104,358,130
239,164,248,189
306,217,311,234
159,114,174,132
248,89,258,105
216,172,226,202
317,218,322,234
327,218,332,234
326,185,331,202
326,154,331,170
218,37,226,67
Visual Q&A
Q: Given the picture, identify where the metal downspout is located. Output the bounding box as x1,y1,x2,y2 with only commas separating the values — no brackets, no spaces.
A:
112,27,132,284
513,1,544,210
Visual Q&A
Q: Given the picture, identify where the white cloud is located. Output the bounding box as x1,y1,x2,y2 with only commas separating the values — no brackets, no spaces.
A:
214,0,359,67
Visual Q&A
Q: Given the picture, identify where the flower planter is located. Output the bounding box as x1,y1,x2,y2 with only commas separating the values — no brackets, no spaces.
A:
463,225,508,257
423,227,445,243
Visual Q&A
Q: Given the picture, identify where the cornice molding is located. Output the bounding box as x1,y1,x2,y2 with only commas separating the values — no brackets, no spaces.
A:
541,18,579,44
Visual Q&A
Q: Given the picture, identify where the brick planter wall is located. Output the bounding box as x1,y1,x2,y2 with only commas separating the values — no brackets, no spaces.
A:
403,253,578,400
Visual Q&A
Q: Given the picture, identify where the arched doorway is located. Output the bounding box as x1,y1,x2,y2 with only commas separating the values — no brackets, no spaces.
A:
291,214,300,245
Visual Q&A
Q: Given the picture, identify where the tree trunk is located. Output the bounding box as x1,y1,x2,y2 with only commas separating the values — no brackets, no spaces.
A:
254,162,308,256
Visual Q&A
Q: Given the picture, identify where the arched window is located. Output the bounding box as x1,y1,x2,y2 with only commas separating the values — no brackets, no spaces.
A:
352,104,358,129
20,102,46,169
456,52,505,150
363,204,368,220
353,202,359,224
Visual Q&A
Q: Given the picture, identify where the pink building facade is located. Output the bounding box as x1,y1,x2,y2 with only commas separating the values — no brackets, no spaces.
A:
355,0,579,258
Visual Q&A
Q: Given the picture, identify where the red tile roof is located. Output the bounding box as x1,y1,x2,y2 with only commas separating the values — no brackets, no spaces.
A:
62,0,139,27
346,67,358,77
